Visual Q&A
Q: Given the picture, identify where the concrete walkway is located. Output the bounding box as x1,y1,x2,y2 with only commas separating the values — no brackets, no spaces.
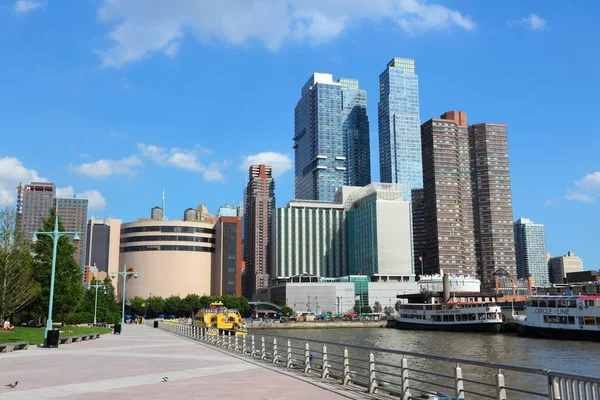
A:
0,324,375,400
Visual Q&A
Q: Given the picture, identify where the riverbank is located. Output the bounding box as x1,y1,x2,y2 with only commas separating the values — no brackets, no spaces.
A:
247,320,388,329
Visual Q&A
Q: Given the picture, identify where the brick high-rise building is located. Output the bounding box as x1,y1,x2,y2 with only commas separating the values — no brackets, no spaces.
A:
55,197,88,269
243,165,275,299
419,111,516,283
16,182,56,236
212,215,242,296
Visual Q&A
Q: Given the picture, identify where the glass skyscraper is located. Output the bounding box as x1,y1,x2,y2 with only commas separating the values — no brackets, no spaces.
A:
294,73,371,202
378,57,421,201
514,217,549,286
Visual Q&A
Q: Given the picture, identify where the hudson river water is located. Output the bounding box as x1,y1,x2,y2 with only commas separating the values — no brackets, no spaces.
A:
257,328,600,398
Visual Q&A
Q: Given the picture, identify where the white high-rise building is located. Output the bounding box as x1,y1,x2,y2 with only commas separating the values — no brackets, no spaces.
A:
514,217,549,286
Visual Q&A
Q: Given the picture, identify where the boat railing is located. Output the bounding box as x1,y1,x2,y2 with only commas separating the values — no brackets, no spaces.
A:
157,321,600,400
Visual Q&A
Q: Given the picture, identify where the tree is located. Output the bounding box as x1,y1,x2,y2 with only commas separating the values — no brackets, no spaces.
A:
373,301,382,313
394,300,403,312
146,295,164,318
183,294,201,317
279,305,293,317
0,207,38,321
129,296,146,316
32,209,83,325
383,306,394,317
164,295,182,316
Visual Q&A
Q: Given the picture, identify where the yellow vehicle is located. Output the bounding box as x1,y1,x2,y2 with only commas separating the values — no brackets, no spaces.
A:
195,301,248,336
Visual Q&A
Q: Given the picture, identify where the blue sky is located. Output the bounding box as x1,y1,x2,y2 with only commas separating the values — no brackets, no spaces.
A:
0,0,598,269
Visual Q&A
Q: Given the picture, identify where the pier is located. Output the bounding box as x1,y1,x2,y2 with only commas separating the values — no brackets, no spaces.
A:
159,321,600,400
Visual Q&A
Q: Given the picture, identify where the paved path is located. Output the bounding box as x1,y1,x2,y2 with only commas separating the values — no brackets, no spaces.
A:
0,325,375,400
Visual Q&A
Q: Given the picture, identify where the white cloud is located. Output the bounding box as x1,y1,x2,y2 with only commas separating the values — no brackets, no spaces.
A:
239,152,293,179
70,156,142,178
13,0,44,13
137,143,226,182
565,172,600,204
508,13,548,32
57,186,107,212
96,0,475,67
0,157,46,206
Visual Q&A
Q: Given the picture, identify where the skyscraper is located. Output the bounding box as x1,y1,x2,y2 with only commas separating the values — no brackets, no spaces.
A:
378,57,421,201
16,182,56,236
212,215,242,296
420,111,516,283
55,197,88,269
514,218,549,286
294,73,370,202
548,251,584,284
85,218,121,286
243,164,275,299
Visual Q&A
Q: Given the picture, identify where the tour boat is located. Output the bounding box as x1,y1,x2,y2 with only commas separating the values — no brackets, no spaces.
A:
395,301,504,333
194,301,248,336
514,295,600,341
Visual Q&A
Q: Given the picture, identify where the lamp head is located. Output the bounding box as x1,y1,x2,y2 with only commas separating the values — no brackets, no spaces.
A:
32,233,38,243
133,272,139,279
73,233,81,242
84,284,91,290
110,272,117,279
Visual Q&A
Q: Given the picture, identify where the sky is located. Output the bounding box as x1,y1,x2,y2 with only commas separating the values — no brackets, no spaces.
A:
0,0,598,269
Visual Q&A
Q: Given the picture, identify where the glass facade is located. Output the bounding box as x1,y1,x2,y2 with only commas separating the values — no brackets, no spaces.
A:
295,73,371,202
347,195,378,276
378,57,422,201
514,218,549,286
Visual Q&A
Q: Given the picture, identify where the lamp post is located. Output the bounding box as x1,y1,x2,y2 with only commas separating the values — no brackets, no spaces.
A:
85,281,107,325
111,264,138,331
32,216,81,347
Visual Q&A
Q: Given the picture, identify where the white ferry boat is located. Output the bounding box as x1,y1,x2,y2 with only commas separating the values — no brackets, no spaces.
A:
395,301,503,333
515,295,600,341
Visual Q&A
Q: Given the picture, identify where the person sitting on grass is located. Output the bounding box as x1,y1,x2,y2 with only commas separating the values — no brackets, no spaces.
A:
3,320,14,330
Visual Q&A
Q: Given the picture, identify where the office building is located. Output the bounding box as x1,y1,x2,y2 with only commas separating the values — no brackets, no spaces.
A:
294,73,371,202
118,218,216,299
411,188,425,277
272,201,347,279
212,216,242,296
514,218,549,286
243,164,275,299
420,111,516,283
85,218,122,286
548,251,584,284
378,57,421,201
55,197,88,268
16,182,56,236
344,184,414,279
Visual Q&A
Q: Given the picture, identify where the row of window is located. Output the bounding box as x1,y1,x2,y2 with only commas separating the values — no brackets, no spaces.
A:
121,226,216,235
400,313,500,322
543,316,600,326
121,235,216,244
121,245,215,253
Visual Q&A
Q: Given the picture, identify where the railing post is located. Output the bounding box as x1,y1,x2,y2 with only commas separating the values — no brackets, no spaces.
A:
272,338,278,364
286,340,292,368
322,345,329,379
368,351,377,393
235,335,239,352
455,363,464,399
496,369,507,400
304,343,311,374
401,356,410,400
261,336,266,360
251,335,256,357
242,334,247,354
343,347,350,385
548,375,561,400
228,332,232,349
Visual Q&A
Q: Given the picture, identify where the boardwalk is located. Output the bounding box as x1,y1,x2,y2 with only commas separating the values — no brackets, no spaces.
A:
0,325,376,400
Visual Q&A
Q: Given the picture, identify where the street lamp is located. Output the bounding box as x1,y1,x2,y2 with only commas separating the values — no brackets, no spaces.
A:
85,281,107,325
32,216,81,347
111,264,138,330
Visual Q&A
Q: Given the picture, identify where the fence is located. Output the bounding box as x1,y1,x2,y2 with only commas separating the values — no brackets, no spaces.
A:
156,321,600,400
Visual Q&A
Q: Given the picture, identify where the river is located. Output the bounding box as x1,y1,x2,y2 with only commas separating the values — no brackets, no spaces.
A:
256,327,600,398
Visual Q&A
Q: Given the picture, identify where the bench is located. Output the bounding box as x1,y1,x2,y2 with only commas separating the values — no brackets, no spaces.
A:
0,341,28,353
59,334,102,345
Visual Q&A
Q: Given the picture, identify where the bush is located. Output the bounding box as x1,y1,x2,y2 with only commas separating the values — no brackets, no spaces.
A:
66,312,94,325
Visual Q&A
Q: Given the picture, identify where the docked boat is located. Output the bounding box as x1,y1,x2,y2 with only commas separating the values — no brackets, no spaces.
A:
395,301,503,333
195,301,248,336
514,295,600,341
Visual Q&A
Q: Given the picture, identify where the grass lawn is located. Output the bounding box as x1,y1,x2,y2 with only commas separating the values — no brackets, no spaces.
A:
0,325,112,345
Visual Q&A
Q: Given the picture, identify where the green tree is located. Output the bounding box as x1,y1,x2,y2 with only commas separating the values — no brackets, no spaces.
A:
146,295,164,318
183,294,201,317
32,209,83,326
383,306,394,317
164,295,182,316
279,305,293,317
394,300,403,312
373,301,382,313
0,207,38,321
130,296,146,316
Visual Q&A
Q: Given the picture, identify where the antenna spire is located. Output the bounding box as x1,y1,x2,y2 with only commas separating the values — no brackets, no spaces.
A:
162,187,166,221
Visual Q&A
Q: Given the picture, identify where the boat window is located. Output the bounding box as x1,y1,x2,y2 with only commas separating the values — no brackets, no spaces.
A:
486,313,495,320
586,300,595,308
449,315,456,322
443,315,449,322
596,317,600,325
539,300,547,308
530,300,538,307
478,313,485,320
568,300,577,308
579,317,584,325
584,316,596,326
548,300,556,308
461,314,468,321
558,316,568,324
568,316,575,324
558,300,568,308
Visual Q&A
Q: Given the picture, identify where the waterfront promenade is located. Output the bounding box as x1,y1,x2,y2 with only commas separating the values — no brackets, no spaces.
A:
0,325,375,399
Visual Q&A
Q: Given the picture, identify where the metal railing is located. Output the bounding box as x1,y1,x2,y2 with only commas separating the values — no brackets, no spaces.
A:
156,321,600,400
